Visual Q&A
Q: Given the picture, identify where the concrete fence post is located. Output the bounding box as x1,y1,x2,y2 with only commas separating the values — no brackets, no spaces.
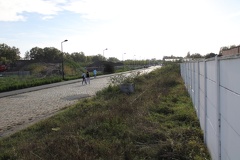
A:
189,62,190,94
215,56,221,160
185,63,187,87
186,63,189,90
193,62,195,106
197,61,200,118
204,60,207,144
190,62,193,98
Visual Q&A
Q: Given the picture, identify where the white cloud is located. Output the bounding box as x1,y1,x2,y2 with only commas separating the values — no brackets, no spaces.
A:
0,1,26,21
41,16,55,20
63,0,122,20
0,0,123,22
0,0,63,21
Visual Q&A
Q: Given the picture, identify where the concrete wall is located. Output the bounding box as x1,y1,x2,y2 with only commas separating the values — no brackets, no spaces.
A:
180,56,240,160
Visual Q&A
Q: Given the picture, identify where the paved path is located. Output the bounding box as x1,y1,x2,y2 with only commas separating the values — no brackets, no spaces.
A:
0,67,159,138
0,76,111,137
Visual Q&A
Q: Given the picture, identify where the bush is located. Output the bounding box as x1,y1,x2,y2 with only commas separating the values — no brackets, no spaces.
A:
103,63,115,74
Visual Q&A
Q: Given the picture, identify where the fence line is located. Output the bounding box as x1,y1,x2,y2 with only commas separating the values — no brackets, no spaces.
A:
180,56,240,160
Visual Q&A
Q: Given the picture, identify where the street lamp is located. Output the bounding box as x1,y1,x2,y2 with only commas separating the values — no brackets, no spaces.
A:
122,53,126,70
134,55,136,68
61,39,68,80
122,53,126,62
103,48,107,59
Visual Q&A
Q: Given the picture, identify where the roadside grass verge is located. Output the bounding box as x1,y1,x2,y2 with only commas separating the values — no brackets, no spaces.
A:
0,64,210,159
0,75,63,92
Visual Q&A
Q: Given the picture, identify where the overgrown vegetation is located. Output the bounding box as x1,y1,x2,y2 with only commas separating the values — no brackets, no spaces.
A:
103,63,115,74
110,71,141,85
0,64,210,159
0,75,63,92
0,60,91,92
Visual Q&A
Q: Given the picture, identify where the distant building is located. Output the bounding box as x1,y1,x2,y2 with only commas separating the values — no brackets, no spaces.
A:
182,58,192,61
222,46,240,56
163,56,183,62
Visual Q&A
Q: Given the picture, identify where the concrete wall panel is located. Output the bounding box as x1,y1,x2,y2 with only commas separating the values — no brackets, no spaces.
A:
220,58,240,94
220,87,240,135
221,117,240,160
206,117,218,160
199,61,205,76
206,79,217,109
206,60,216,81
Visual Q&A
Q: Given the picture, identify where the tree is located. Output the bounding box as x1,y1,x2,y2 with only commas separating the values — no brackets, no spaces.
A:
107,57,120,63
28,47,61,62
24,51,31,60
219,46,229,55
0,43,20,63
103,63,115,74
43,47,61,62
205,53,216,59
92,54,105,62
189,53,203,59
29,47,43,60
71,52,86,63
85,56,93,63
230,45,236,49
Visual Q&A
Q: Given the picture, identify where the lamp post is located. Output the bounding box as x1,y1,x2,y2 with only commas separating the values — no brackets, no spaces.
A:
61,39,68,80
134,55,136,68
139,56,141,67
122,53,126,70
103,48,107,60
122,53,126,62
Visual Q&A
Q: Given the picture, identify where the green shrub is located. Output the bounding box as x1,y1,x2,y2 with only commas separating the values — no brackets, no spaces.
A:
103,63,115,74
0,76,62,92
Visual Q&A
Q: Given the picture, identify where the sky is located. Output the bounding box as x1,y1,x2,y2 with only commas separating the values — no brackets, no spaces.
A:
1,0,240,60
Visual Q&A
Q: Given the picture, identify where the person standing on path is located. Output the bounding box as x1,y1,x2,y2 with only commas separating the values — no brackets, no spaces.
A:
93,69,97,78
82,72,87,85
86,71,90,84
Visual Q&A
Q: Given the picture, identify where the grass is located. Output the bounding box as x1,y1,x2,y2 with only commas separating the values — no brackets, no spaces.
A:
0,75,63,92
0,64,210,160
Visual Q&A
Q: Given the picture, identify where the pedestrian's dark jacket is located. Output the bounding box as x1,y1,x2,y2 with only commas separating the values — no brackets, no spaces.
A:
86,72,90,78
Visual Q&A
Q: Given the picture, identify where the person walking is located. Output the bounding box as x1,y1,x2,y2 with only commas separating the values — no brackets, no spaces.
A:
86,71,90,84
93,69,97,78
81,72,87,85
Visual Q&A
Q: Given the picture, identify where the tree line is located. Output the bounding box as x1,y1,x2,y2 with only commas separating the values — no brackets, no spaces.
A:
0,43,160,66
0,43,121,65
0,44,21,64
185,52,218,59
24,46,123,64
